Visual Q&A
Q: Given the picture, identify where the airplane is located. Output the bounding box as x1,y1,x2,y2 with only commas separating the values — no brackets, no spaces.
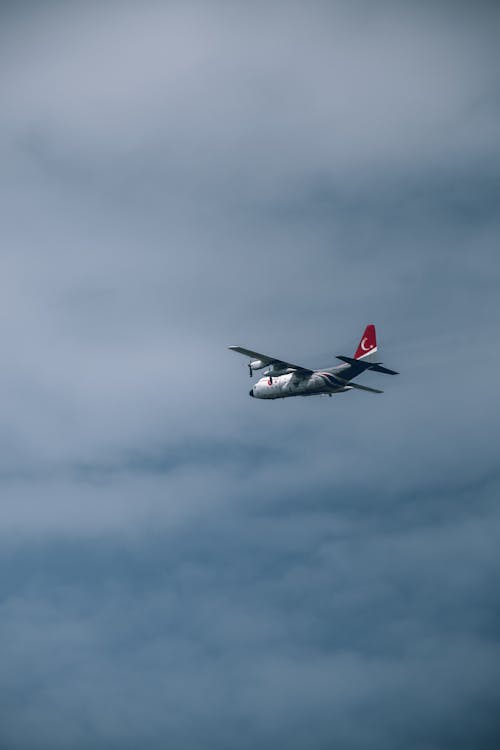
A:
229,324,398,399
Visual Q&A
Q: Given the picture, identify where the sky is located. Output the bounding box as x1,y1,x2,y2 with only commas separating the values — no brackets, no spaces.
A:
0,1,499,748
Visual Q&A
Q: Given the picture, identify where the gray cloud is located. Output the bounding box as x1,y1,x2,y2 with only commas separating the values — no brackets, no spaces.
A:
0,1,499,748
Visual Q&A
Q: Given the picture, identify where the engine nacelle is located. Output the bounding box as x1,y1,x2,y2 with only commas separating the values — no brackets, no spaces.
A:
250,359,266,371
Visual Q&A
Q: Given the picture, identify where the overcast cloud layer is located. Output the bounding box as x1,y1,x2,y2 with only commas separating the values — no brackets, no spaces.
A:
0,2,499,748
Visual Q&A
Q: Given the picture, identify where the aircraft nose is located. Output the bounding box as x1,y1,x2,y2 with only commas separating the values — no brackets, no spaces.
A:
249,388,254,397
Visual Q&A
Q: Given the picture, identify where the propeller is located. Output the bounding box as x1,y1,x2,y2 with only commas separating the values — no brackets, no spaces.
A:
248,362,253,378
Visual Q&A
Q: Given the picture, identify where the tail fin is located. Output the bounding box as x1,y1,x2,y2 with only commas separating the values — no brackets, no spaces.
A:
354,324,377,360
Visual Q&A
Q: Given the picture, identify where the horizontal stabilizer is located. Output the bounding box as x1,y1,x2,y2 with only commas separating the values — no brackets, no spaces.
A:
369,364,399,375
336,355,376,370
347,382,383,394
337,355,398,375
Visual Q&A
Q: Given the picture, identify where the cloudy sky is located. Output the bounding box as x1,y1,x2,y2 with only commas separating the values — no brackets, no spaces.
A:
0,1,499,747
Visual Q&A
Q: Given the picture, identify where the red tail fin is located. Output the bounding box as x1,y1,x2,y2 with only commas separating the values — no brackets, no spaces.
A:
354,324,377,360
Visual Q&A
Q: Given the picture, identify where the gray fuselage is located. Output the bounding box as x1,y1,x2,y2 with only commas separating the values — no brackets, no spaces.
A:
250,365,351,399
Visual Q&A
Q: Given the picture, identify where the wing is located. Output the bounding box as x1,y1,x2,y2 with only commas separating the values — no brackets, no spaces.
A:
228,346,313,376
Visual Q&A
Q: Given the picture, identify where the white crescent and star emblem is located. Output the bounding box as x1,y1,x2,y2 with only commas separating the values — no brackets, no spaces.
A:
360,337,371,351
